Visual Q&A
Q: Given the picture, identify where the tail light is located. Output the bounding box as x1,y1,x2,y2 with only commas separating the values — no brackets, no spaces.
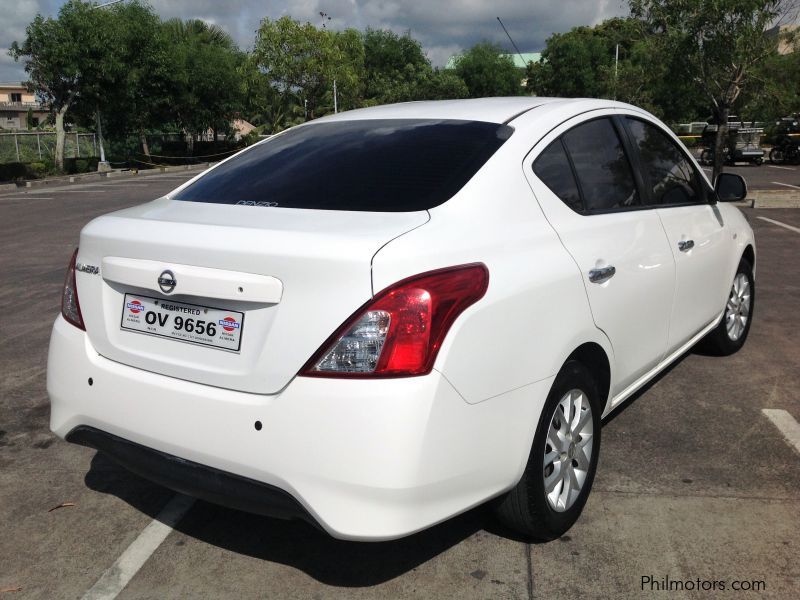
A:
301,263,489,378
61,248,85,330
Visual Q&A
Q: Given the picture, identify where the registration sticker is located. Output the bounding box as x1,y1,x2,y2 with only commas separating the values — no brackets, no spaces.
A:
120,294,244,352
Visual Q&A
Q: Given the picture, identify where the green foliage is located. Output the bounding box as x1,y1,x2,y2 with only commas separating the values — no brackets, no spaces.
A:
362,28,431,104
163,18,246,137
738,41,800,122
630,0,794,177
254,16,365,118
453,42,524,98
528,19,639,98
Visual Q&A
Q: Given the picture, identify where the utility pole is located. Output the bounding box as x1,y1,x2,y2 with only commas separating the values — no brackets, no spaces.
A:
91,0,125,172
614,44,619,101
333,80,338,113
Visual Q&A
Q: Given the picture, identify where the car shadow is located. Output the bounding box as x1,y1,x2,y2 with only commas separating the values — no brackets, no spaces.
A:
84,452,489,586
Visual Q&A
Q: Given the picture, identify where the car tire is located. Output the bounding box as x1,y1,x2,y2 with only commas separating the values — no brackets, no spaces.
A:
769,147,784,165
700,258,755,356
493,360,601,541
700,149,713,166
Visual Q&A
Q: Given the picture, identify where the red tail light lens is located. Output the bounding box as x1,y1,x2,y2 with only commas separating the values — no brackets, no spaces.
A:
61,248,85,330
301,263,489,378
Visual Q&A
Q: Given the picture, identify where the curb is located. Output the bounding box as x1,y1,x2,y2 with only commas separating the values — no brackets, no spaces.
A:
748,189,800,209
7,163,213,190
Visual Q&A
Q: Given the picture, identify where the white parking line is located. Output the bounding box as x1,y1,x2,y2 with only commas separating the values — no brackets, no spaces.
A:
771,181,800,190
49,190,108,193
0,197,53,200
768,165,796,171
762,409,800,454
82,494,195,600
757,216,800,234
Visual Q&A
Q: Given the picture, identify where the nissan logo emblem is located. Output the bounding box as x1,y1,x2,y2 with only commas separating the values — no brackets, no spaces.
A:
158,270,177,294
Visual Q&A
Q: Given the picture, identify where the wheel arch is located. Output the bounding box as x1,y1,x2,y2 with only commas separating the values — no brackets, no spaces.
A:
564,342,611,413
742,244,755,271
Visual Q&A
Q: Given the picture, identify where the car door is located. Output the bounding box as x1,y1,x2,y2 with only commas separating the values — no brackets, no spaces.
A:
525,116,676,397
622,116,732,350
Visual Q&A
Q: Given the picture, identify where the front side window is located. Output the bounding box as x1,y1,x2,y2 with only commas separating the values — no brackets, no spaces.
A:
626,118,703,206
173,119,513,212
562,118,640,212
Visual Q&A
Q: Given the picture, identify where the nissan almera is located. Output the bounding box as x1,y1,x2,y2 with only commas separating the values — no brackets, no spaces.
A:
48,97,755,541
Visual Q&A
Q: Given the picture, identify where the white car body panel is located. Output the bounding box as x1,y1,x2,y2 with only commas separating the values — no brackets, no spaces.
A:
77,200,429,394
47,97,756,540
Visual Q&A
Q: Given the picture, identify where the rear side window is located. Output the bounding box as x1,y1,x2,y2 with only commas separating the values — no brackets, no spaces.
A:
562,118,640,211
533,139,582,211
626,118,704,206
173,119,513,212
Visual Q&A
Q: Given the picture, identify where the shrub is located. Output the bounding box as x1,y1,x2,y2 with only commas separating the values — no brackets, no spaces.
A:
0,162,28,182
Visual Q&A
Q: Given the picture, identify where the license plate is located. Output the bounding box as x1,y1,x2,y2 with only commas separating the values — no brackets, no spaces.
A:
121,294,244,352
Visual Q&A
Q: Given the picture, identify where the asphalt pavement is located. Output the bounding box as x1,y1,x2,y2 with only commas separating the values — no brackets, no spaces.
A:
0,169,798,599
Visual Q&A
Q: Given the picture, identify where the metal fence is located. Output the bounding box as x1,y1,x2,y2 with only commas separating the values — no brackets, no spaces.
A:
0,132,97,164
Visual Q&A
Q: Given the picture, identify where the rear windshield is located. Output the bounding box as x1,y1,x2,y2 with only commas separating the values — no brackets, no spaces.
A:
172,119,513,212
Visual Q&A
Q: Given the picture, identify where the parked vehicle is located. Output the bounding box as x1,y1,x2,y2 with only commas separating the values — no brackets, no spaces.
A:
769,115,800,165
48,98,755,541
700,117,765,165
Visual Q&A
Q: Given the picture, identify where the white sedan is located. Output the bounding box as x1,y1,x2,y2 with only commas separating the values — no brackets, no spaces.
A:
48,98,755,541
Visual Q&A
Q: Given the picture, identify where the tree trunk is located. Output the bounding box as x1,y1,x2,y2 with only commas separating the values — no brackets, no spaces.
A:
712,106,729,183
140,131,151,159
54,106,68,172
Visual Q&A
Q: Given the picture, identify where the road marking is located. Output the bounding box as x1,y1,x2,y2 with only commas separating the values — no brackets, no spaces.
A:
757,216,800,234
768,165,796,171
771,181,800,190
762,409,800,454
49,190,108,193
82,494,195,600
0,197,53,200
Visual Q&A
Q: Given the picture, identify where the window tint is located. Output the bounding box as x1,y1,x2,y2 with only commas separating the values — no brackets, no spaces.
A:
533,139,582,211
173,119,513,212
562,118,640,211
626,118,703,206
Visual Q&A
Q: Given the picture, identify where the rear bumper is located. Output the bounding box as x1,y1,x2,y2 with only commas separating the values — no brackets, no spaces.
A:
47,315,551,540
66,425,322,528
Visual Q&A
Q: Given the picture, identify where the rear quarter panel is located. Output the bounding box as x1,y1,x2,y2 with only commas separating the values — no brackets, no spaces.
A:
371,140,611,404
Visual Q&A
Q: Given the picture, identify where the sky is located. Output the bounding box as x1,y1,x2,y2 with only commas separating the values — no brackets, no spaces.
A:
0,0,628,83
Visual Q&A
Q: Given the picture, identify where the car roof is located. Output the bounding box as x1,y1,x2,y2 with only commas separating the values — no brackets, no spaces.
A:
314,97,637,125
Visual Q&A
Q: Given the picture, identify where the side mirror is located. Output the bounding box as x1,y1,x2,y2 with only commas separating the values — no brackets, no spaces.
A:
715,173,747,202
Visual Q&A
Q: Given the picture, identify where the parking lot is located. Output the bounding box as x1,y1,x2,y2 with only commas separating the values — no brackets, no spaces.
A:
0,169,798,599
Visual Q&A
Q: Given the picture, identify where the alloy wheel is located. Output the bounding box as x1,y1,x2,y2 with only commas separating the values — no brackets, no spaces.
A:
725,273,751,341
543,389,594,512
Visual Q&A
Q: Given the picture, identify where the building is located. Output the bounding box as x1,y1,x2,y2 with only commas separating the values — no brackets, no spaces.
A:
0,83,48,130
445,52,542,70
767,24,798,55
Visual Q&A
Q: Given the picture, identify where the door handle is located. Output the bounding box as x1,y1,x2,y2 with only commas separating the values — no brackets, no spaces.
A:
588,265,616,284
678,239,695,252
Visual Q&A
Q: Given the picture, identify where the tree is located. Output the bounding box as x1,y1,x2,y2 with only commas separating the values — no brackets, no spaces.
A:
253,16,365,119
239,54,304,133
737,34,800,122
95,1,173,159
163,19,246,145
9,0,109,170
362,28,430,104
453,42,524,98
630,0,799,180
